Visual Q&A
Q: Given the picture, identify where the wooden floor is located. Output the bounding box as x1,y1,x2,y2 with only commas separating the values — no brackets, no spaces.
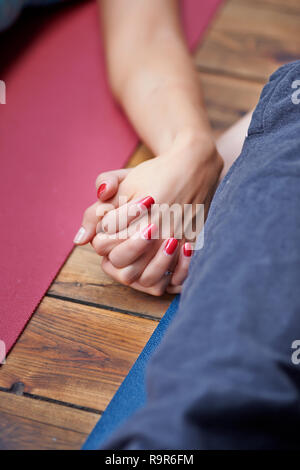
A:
0,0,299,450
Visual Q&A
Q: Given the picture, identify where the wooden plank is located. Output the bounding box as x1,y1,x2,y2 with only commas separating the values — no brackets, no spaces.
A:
0,391,99,450
49,244,173,320
195,0,300,82
242,0,300,14
200,71,262,134
0,296,157,411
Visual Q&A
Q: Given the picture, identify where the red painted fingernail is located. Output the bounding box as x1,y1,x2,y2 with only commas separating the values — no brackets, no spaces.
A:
97,183,107,199
141,223,157,240
164,238,178,255
138,196,155,210
183,242,193,257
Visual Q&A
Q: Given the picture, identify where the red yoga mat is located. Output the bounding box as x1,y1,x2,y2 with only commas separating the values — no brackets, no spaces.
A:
0,0,223,355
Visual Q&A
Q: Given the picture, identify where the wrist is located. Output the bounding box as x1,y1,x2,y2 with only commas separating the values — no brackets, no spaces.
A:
161,126,223,169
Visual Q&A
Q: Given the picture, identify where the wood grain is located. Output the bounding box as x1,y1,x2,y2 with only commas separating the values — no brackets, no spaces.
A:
49,244,173,320
0,391,99,450
0,296,157,411
195,0,300,82
200,71,262,134
240,0,300,14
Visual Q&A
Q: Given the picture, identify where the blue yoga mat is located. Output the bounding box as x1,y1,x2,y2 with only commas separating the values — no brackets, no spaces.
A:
83,296,180,450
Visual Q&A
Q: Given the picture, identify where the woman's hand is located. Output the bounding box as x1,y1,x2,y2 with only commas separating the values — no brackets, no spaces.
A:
73,169,130,245
75,131,222,296
74,196,194,295
98,130,223,236
100,237,193,296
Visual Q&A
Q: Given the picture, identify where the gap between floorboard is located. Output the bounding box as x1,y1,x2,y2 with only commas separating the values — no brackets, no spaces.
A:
0,385,103,416
46,292,161,322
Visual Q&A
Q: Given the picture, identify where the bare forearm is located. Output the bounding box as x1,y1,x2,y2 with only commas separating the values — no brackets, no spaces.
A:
100,0,213,155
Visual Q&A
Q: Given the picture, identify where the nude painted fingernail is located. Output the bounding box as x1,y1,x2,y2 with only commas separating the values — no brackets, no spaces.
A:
141,223,157,240
183,242,193,257
97,183,107,199
137,196,155,210
73,227,86,244
164,238,178,255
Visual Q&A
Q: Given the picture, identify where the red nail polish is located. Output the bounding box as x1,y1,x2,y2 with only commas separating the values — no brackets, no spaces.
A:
183,242,192,257
138,196,155,210
141,223,156,240
97,183,107,199
164,238,178,255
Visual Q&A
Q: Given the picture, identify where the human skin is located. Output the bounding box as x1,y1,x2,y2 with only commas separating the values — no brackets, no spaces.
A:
74,0,252,295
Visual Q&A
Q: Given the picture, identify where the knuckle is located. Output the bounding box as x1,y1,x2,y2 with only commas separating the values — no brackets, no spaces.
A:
100,257,109,273
101,257,113,276
119,267,135,286
167,285,181,294
108,252,123,269
172,269,188,286
169,275,180,287
151,285,164,296
139,275,154,288
92,238,108,256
